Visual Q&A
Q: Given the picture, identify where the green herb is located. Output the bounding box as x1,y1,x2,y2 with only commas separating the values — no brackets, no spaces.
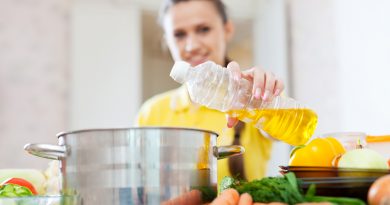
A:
220,172,365,205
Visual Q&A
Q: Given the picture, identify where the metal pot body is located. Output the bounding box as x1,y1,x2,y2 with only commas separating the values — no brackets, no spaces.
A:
25,127,243,205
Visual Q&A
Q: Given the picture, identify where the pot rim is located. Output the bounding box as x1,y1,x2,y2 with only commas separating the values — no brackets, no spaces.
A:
56,126,219,138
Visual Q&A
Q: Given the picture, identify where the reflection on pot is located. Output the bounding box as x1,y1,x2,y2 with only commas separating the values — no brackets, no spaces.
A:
25,127,244,205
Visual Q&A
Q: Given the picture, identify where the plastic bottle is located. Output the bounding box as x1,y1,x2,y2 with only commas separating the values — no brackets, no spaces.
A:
170,61,318,146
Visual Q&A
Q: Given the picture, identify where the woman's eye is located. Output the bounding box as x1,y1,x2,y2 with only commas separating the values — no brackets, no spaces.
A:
174,31,186,40
198,26,210,34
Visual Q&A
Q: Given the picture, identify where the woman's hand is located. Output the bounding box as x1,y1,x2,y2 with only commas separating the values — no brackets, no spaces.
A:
210,188,252,205
161,190,202,205
226,61,285,128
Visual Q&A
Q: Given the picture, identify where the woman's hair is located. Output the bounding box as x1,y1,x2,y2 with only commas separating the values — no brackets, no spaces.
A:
158,0,228,26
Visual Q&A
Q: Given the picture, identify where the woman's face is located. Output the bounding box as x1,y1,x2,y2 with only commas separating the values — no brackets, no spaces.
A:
162,1,234,66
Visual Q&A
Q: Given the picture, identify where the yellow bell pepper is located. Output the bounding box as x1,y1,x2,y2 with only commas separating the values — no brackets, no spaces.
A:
289,137,346,167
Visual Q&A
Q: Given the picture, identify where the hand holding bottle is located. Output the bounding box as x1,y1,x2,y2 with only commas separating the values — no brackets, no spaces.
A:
170,60,317,146
225,61,285,128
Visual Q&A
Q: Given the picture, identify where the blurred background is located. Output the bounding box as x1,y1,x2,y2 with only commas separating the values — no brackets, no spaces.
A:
1,0,389,176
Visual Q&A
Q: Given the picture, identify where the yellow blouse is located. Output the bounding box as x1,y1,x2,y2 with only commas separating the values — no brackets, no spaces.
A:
135,86,272,183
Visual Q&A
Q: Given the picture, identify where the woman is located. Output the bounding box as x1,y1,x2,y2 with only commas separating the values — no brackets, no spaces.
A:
136,0,284,185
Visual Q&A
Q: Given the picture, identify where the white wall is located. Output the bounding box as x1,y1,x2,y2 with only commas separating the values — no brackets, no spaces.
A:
69,2,142,130
291,0,390,135
290,0,341,135
335,0,390,134
0,0,69,169
254,0,291,176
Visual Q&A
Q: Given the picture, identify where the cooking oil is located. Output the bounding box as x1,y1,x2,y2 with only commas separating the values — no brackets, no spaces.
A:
228,108,318,146
170,61,318,145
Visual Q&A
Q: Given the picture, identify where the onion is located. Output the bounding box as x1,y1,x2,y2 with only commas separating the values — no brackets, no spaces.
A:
368,174,390,205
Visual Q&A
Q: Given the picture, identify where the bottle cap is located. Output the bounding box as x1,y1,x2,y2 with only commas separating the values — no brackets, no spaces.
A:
170,61,191,84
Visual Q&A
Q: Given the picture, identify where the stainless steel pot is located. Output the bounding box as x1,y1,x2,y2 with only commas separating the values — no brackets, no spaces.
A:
24,127,244,205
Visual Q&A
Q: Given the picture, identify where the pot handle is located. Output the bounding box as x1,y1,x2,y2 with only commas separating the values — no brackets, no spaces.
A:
24,143,68,160
213,145,245,160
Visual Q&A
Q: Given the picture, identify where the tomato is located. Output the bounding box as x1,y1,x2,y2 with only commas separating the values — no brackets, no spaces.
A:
368,174,390,205
0,178,38,195
289,137,346,167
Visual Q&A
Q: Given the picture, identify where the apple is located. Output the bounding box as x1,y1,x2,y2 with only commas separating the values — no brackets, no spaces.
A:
338,148,389,170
